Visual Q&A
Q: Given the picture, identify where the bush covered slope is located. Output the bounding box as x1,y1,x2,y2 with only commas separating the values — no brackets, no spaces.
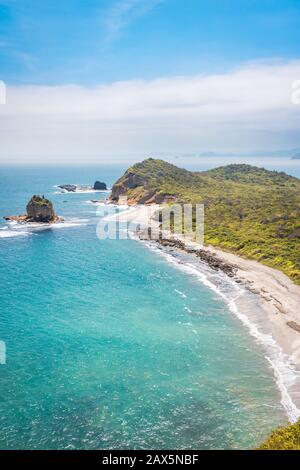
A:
258,420,300,450
110,158,300,283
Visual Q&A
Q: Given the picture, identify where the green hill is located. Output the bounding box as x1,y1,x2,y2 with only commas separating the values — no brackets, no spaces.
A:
258,420,300,450
110,158,300,283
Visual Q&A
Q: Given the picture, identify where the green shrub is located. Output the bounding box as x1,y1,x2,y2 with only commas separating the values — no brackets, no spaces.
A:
114,159,300,283
31,195,51,205
258,420,300,450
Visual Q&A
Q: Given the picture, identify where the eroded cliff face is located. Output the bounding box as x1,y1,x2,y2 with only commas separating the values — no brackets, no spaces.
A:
109,170,178,205
109,172,146,202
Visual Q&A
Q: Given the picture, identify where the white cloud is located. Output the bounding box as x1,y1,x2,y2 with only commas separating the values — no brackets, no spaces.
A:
102,0,163,45
1,60,300,164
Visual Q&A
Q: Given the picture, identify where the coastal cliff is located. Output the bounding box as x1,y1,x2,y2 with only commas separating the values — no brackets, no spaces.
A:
110,158,300,283
110,159,180,204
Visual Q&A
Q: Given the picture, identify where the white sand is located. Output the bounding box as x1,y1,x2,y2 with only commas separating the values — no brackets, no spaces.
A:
202,245,300,359
104,202,300,420
114,204,300,366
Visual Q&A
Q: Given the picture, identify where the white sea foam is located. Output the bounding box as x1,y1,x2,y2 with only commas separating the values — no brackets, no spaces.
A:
84,200,106,205
0,229,30,238
1,218,89,237
75,189,111,194
184,306,192,313
54,185,111,195
50,218,89,229
174,289,187,298
143,240,300,423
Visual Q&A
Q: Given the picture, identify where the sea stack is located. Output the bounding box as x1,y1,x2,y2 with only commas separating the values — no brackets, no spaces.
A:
4,195,61,223
26,195,57,222
93,181,107,190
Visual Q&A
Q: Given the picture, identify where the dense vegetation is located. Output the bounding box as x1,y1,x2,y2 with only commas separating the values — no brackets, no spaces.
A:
258,420,300,450
113,158,300,283
31,195,52,205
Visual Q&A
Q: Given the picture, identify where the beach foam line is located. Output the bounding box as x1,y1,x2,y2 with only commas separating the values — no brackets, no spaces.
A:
228,297,300,424
143,240,300,423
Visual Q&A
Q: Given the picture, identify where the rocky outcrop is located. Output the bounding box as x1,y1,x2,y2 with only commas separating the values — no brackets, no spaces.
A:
58,184,77,192
145,192,179,204
110,169,178,205
26,195,57,222
93,181,107,190
58,182,108,192
155,237,237,277
287,321,300,333
4,195,61,223
110,172,146,202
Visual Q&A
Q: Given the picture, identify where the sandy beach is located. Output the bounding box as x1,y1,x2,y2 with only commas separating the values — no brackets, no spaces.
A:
110,204,300,413
199,245,300,357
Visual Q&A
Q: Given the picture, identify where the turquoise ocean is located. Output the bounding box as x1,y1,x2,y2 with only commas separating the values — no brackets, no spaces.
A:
0,158,300,450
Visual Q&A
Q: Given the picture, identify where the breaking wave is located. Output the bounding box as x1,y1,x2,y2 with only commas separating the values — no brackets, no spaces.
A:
143,240,300,424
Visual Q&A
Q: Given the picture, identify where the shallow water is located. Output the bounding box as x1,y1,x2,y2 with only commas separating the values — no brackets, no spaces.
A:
0,162,296,449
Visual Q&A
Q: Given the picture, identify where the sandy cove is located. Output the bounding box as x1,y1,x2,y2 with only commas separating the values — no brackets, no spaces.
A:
111,204,300,368
198,245,300,357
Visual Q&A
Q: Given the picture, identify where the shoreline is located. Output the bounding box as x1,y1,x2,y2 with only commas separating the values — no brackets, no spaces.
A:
155,235,300,358
113,203,300,422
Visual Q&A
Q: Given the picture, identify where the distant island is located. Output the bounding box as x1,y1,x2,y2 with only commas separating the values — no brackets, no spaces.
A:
150,148,300,160
292,153,300,160
110,158,300,284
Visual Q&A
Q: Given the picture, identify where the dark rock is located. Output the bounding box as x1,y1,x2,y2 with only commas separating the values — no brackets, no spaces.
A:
26,195,57,222
154,236,237,277
93,181,107,190
58,184,77,192
287,321,300,333
5,195,61,224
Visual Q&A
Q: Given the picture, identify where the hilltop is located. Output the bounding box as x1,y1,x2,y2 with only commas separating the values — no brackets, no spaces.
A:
110,159,300,283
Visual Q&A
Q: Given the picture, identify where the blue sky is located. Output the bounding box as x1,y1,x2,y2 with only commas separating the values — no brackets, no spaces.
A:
0,0,300,163
1,0,300,85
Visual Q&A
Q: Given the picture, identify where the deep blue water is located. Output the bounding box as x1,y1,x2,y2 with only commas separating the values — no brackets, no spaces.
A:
0,160,297,449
